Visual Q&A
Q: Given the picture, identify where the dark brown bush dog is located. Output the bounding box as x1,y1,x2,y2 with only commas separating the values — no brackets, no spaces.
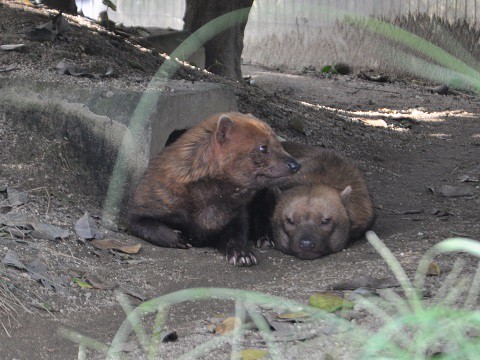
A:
127,113,301,266
261,141,374,260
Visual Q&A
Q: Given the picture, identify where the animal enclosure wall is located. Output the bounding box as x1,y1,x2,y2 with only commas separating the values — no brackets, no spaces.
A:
76,0,480,28
77,0,480,30
76,0,480,79
242,0,480,81
245,0,480,39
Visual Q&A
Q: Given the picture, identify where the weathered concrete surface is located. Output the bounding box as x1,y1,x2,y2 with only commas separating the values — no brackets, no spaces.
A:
0,79,237,202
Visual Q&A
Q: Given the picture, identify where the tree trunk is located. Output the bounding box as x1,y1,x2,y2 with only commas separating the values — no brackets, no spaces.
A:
183,0,253,81
41,0,77,14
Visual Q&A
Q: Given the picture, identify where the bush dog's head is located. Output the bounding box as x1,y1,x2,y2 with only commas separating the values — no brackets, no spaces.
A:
211,113,301,187
162,113,301,188
272,184,352,260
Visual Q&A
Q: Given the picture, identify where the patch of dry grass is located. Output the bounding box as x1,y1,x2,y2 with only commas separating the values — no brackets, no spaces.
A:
243,13,480,82
0,271,26,336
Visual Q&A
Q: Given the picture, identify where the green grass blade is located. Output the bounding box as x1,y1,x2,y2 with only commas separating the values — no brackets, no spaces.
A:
365,231,421,308
415,238,480,291
465,263,480,309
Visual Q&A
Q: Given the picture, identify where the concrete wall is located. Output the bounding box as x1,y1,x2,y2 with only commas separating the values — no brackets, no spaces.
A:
74,0,480,74
75,0,480,30
0,78,237,218
73,1,480,81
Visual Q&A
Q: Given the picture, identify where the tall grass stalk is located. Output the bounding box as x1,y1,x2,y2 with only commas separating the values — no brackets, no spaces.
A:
116,292,150,356
360,232,480,359
61,232,480,359
345,16,480,84
465,264,480,309
244,301,281,360
414,238,480,290
230,301,246,360
106,287,351,359
365,231,421,310
61,287,354,359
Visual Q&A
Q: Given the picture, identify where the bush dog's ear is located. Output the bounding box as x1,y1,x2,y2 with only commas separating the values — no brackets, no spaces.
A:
216,115,235,145
340,185,352,205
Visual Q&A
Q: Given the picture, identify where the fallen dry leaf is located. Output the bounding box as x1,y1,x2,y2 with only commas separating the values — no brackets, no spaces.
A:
215,317,241,335
26,258,68,293
275,311,311,322
90,239,141,254
75,212,103,240
7,187,28,206
459,175,479,183
238,349,268,360
394,209,424,215
2,250,26,270
426,262,441,276
72,277,93,289
309,292,354,312
30,222,69,240
84,273,117,290
56,60,115,79
431,208,453,217
119,284,147,301
30,301,56,312
327,275,400,290
3,227,32,238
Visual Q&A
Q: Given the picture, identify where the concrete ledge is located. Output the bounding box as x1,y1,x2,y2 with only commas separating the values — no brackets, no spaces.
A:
0,79,237,209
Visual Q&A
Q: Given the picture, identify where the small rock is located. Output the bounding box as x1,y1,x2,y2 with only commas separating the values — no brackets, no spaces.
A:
430,84,449,95
0,44,26,51
289,117,311,135
437,185,475,197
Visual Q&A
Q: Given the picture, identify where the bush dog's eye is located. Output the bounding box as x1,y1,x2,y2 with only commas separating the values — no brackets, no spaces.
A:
286,217,295,225
259,145,268,153
321,218,331,225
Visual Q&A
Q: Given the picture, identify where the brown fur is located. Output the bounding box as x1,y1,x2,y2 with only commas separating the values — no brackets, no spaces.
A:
268,141,375,260
127,113,301,266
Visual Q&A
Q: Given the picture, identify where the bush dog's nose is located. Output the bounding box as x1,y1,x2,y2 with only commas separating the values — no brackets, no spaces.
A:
299,238,315,249
287,160,301,172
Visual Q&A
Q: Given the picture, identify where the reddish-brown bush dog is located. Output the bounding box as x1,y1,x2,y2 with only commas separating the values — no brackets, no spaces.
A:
127,113,301,266
268,141,375,260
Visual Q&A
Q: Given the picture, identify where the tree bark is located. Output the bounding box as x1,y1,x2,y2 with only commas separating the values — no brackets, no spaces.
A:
40,0,77,14
183,0,253,81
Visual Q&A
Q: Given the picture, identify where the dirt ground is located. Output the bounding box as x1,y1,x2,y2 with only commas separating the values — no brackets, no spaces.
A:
1,2,480,359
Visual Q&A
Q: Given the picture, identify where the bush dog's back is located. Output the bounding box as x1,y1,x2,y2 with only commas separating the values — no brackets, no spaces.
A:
128,112,301,266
